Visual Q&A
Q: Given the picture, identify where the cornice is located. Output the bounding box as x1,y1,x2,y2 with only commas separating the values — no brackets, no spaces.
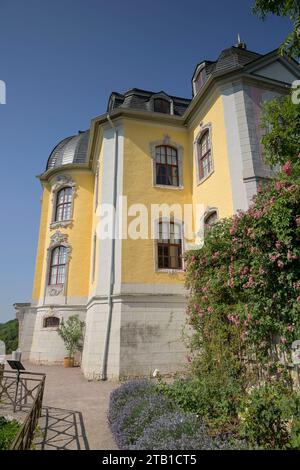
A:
38,163,91,182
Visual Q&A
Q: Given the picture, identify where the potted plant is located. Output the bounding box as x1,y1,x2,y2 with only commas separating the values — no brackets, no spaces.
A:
57,315,85,367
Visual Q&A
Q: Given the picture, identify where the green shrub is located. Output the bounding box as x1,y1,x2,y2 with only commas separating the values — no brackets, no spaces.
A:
0,417,21,450
0,320,18,354
239,382,300,449
159,373,243,432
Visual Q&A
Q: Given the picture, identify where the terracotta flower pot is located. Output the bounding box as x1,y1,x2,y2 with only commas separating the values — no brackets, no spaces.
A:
63,357,74,368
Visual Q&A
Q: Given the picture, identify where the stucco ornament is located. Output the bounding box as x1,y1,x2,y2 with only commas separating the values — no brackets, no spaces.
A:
51,174,76,192
49,231,69,248
49,286,64,297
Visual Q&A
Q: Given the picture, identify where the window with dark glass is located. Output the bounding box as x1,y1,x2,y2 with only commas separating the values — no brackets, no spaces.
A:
55,187,72,221
154,98,170,114
198,130,212,180
157,221,182,269
44,317,60,328
49,246,67,285
204,211,218,229
155,145,179,186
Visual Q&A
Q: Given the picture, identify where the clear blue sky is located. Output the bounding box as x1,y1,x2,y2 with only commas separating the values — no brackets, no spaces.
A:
0,0,292,322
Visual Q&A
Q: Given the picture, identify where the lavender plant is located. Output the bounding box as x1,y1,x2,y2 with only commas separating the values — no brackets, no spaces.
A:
108,379,157,425
130,412,247,450
110,392,177,449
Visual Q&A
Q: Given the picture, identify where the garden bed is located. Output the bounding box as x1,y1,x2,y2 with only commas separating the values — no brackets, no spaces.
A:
108,379,246,450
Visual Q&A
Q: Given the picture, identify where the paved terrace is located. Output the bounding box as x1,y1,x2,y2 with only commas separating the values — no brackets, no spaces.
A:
10,362,118,450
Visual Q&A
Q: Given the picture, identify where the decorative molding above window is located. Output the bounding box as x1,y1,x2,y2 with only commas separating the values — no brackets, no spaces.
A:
150,136,184,189
49,230,70,249
194,123,214,185
51,175,76,193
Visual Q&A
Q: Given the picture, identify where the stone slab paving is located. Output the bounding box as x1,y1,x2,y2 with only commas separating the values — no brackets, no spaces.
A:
22,362,118,450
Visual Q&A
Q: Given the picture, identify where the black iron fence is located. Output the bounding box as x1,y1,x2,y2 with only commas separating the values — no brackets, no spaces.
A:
0,369,46,450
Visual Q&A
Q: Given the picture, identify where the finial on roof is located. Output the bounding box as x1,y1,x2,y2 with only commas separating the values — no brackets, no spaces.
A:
236,34,247,50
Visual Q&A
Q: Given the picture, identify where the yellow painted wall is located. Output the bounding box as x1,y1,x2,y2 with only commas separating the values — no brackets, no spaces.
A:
32,185,50,300
32,169,94,301
33,90,235,299
191,93,234,222
121,119,191,285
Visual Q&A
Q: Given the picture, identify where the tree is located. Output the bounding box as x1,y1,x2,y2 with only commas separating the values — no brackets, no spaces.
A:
57,315,85,359
261,94,300,167
253,0,300,59
0,320,18,354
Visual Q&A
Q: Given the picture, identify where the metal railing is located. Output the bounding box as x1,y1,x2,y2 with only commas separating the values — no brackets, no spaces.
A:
0,369,46,450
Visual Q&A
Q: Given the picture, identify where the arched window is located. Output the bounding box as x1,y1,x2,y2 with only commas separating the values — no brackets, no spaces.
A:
155,145,179,186
204,210,218,229
157,220,182,269
154,98,170,114
44,317,60,328
49,246,67,285
198,130,212,181
55,187,72,222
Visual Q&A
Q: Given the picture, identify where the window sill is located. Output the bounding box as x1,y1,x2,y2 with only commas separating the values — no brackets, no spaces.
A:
42,327,59,331
153,184,184,190
197,170,214,186
50,219,73,229
156,268,184,274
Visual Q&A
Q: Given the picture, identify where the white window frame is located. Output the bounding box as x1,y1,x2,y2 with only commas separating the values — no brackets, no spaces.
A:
153,218,185,273
194,123,214,185
150,136,184,189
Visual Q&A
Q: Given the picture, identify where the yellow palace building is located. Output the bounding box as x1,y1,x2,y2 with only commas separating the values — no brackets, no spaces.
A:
15,43,300,379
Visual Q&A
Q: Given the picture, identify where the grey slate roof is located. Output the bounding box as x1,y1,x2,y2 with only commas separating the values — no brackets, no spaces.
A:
192,46,262,91
46,130,90,171
108,88,191,116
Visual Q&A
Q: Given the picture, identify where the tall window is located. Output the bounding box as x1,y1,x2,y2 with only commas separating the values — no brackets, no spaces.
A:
157,221,182,269
155,145,179,186
49,246,67,285
55,187,72,221
198,130,212,181
154,98,170,114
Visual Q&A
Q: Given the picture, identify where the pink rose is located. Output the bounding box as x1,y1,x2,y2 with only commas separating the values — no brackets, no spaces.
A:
282,160,292,176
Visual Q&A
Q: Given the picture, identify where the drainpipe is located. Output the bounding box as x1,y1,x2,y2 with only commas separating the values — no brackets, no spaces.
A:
100,114,118,380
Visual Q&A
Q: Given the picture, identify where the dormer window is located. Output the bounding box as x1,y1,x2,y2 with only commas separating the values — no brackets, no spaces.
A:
154,98,171,114
193,64,207,95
